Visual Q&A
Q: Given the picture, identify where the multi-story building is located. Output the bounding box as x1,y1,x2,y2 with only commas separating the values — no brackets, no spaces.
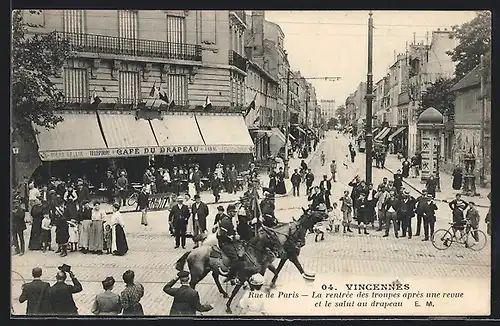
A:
319,100,336,126
407,29,458,159
15,10,256,186
373,77,389,127
449,64,491,184
345,93,357,134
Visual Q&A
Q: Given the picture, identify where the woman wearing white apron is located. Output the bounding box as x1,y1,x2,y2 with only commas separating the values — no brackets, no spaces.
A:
183,193,193,237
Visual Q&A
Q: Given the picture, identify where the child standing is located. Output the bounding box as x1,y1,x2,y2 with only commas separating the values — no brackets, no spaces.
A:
330,202,342,233
41,212,52,252
103,224,112,254
67,219,79,252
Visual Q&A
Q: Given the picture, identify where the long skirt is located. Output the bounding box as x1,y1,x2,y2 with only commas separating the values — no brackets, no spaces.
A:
122,303,143,315
28,218,43,250
89,221,104,251
68,225,79,243
188,182,196,198
56,224,70,245
78,220,92,248
111,224,129,256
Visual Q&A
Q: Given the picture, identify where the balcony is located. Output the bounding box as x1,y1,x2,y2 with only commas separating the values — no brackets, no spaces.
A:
55,31,202,62
229,50,247,72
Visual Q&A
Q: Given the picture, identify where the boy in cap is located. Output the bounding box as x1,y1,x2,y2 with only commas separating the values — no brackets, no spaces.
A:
163,271,213,316
237,273,267,316
213,205,226,233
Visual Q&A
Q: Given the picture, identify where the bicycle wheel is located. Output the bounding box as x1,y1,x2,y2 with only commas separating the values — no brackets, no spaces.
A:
127,193,138,206
432,229,454,250
468,230,487,251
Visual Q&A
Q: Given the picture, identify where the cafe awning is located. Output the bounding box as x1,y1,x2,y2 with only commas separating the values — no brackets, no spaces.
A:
388,126,407,142
374,127,391,141
269,127,286,157
99,112,158,149
195,114,254,153
34,112,108,161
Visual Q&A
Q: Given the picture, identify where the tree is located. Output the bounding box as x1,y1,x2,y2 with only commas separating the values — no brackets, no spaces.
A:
447,11,491,81
327,117,337,130
335,105,346,125
417,77,455,119
12,10,73,143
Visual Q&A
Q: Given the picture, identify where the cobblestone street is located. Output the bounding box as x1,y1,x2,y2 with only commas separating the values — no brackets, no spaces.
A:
11,131,490,316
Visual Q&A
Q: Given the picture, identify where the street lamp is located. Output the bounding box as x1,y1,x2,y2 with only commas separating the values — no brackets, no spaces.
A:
365,11,375,184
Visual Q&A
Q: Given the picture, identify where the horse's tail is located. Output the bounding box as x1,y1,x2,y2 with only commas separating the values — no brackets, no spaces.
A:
175,251,191,271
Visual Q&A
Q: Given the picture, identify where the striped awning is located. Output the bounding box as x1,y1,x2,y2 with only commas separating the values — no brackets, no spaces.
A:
375,127,391,141
388,126,407,142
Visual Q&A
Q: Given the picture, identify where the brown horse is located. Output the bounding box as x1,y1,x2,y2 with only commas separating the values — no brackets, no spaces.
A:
175,227,285,314
264,208,326,287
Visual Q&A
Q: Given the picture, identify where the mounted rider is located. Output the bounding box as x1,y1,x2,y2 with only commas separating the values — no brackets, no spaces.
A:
217,204,244,282
260,190,278,228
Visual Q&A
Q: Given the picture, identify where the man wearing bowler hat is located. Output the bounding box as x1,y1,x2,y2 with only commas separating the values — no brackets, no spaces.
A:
191,194,209,249
47,264,83,315
163,270,213,316
169,195,190,249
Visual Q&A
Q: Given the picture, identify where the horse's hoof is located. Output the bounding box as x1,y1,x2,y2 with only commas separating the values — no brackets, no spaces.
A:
222,292,229,298
226,307,232,314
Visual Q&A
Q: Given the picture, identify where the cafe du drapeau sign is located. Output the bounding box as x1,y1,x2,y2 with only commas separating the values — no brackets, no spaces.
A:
39,144,254,161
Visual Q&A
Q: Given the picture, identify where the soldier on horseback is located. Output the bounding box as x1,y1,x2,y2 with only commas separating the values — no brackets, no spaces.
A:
259,191,278,228
217,204,244,283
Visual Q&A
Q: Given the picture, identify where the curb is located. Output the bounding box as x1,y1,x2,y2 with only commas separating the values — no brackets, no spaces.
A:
382,166,489,209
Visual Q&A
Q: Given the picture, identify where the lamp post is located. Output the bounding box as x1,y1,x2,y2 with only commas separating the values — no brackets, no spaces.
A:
283,68,291,179
365,11,375,184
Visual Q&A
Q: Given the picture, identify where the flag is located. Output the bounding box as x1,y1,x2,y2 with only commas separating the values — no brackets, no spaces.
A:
253,115,260,125
203,96,212,110
243,93,257,117
149,81,157,97
91,89,101,106
158,84,169,103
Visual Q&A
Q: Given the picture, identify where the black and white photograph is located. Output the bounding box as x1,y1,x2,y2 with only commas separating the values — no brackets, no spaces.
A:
11,9,491,317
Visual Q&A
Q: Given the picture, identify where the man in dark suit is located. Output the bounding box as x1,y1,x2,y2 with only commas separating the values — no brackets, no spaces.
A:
191,194,209,249
47,269,83,315
319,175,332,209
19,267,51,315
396,190,416,239
169,195,190,249
163,271,213,316
12,200,26,255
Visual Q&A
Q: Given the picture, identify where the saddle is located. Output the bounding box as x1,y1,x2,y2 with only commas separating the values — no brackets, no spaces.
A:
209,244,245,267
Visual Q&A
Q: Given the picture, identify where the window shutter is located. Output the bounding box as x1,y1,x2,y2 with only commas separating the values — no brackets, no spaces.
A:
63,68,88,104
118,71,140,105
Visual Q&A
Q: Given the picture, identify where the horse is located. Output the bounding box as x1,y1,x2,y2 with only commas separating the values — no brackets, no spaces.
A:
263,208,326,288
175,226,286,314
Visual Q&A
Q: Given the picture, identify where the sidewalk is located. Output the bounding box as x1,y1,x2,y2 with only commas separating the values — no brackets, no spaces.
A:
383,154,490,208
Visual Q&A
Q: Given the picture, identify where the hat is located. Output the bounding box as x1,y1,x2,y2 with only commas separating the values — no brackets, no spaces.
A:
102,276,115,288
249,273,265,286
81,199,90,205
421,189,428,193
194,194,201,199
58,264,71,273
238,207,247,216
316,203,327,212
177,195,184,201
404,190,410,195
177,271,190,280
227,204,237,212
112,202,121,210
217,205,224,211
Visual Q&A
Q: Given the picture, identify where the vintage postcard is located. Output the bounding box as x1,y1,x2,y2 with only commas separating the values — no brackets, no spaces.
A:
11,9,491,317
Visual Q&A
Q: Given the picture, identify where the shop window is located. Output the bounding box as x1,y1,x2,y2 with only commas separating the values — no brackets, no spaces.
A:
63,67,88,104
167,74,188,105
118,71,140,105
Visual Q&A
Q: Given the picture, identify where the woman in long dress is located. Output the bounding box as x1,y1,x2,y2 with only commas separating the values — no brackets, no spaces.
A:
89,201,106,255
110,203,128,256
187,168,196,199
268,170,277,192
52,197,69,256
28,199,44,251
63,185,79,220
77,200,92,253
274,167,287,195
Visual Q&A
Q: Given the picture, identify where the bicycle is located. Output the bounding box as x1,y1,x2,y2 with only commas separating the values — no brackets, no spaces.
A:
126,183,144,207
431,222,487,251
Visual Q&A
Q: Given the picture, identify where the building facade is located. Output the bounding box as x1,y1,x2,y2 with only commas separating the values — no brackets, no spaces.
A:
319,100,336,126
15,10,256,186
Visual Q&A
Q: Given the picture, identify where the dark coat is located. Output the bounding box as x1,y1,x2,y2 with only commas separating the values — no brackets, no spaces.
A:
47,278,83,315
191,202,209,232
308,193,325,209
426,178,437,194
305,173,315,185
452,167,463,190
396,197,415,218
422,200,438,223
76,186,90,204
163,280,212,316
19,279,51,315
12,207,26,233
137,192,149,210
169,204,190,227
319,179,332,194
291,172,301,185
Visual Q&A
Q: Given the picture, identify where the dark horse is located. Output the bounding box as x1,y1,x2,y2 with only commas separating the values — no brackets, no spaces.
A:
265,208,325,287
175,227,285,314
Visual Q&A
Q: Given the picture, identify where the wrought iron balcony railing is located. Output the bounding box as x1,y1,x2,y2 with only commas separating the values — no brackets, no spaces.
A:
229,50,247,72
55,31,202,62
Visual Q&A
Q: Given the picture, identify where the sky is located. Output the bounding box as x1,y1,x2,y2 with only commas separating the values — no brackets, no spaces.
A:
263,10,477,106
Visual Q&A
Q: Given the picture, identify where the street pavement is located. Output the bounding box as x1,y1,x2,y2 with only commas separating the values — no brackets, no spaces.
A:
11,131,490,316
